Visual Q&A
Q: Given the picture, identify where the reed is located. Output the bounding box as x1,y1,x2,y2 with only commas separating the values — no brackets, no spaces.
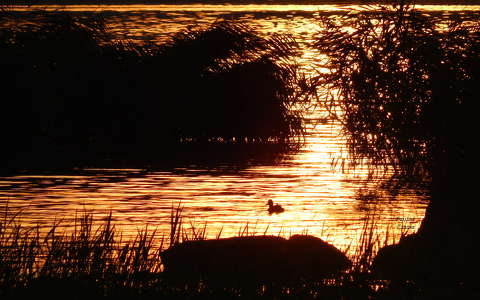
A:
0,204,165,298
0,203,395,299
4,202,474,299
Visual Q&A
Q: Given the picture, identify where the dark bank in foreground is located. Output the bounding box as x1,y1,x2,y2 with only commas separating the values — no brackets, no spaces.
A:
0,207,365,299
1,206,479,299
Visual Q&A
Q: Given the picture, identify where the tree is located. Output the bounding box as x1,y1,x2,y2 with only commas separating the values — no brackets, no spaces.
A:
314,1,480,281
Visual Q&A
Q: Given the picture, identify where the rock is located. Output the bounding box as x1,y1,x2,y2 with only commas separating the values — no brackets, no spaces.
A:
372,234,426,280
286,235,352,277
372,232,480,282
161,234,351,283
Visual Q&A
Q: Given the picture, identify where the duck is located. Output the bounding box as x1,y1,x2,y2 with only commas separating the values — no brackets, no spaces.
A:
267,199,285,214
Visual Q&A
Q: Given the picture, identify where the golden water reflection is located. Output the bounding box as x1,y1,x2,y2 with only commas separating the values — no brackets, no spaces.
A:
3,3,470,255
0,122,428,256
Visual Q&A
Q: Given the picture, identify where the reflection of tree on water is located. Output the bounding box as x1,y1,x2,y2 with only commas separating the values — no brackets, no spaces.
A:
314,1,480,283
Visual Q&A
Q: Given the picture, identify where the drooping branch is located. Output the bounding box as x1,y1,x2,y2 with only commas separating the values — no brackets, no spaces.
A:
313,2,480,181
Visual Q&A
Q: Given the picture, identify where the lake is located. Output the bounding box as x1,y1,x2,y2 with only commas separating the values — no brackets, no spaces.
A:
3,4,476,255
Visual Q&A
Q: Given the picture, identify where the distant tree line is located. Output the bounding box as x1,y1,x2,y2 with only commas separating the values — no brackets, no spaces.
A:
6,0,480,7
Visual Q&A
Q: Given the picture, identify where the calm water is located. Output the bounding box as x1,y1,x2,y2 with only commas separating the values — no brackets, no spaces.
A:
4,4,476,255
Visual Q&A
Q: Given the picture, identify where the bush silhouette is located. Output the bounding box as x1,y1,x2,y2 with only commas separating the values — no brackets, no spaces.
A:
1,13,309,170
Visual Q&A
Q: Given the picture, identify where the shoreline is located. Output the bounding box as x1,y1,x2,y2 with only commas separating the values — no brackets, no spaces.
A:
7,1,480,7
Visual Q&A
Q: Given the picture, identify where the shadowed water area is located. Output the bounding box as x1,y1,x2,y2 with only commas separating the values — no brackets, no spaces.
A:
3,4,477,255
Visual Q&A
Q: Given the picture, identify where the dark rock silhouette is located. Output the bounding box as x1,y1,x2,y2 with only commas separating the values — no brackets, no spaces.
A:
372,227,479,283
267,199,284,214
372,234,426,280
286,235,351,278
161,235,351,283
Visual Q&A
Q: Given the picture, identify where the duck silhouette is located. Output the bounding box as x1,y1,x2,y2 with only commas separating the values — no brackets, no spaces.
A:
267,199,285,214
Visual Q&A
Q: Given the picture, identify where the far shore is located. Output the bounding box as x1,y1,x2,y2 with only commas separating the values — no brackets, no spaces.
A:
7,1,480,7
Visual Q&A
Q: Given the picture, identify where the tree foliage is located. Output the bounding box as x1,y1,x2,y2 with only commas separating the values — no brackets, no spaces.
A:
314,2,480,180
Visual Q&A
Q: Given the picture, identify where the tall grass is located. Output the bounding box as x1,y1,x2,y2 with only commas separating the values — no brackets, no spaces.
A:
5,203,473,299
0,205,165,298
0,203,395,299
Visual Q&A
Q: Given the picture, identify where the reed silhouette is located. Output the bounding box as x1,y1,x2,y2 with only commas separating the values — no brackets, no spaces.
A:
0,204,383,300
314,0,480,288
4,202,477,299
0,12,309,172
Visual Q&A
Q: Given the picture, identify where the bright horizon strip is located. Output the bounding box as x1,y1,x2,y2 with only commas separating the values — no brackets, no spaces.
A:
10,4,480,12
